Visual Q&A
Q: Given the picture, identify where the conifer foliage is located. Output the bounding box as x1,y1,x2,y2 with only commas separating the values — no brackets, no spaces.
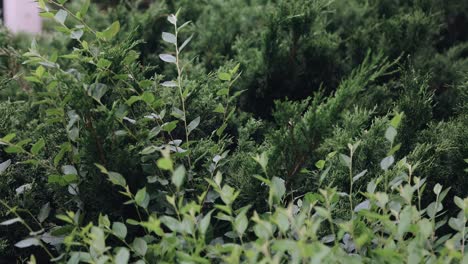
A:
0,0,467,262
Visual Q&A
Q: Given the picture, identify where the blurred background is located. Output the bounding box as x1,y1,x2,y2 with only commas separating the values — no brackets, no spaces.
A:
2,0,42,34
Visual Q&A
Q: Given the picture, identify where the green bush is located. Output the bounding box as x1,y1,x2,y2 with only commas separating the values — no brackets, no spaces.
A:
0,0,466,262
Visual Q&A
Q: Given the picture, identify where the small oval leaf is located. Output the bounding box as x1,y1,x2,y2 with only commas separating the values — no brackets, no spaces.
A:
159,54,176,63
162,32,176,44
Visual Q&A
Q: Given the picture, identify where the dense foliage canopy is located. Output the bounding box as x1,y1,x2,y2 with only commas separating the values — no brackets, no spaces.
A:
0,0,467,263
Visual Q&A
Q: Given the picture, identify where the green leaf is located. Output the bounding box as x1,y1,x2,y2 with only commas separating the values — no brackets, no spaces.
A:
219,185,238,205
62,165,77,176
126,95,141,106
380,156,394,171
15,238,40,248
97,21,120,41
398,206,414,236
54,26,71,35
36,66,45,78
123,50,139,64
353,170,368,183
433,183,442,195
0,217,22,226
135,187,148,208
187,117,200,134
64,174,78,184
319,167,331,184
274,212,289,233
179,34,193,52
5,146,23,154
454,196,464,210
167,15,177,25
79,0,90,18
178,21,191,31
199,211,212,235
140,146,158,155
54,10,68,25
234,213,248,236
426,202,442,218
98,214,110,228
339,154,351,168
157,158,173,171
217,88,229,96
56,214,73,224
90,227,106,254
95,163,108,174
390,112,403,128
70,29,84,40
230,63,240,75
38,0,46,9
115,248,130,264
24,76,42,83
162,32,177,44
315,160,326,170
139,80,153,88
108,172,126,187
162,121,178,132
271,177,286,200
47,174,61,185
40,12,55,19
159,54,176,63
354,200,371,213
385,126,397,143
38,202,51,223
97,58,112,68
214,104,225,113
315,206,331,219
448,217,464,232
304,192,323,204
31,139,45,155
172,165,185,188
48,173,77,186
218,72,231,81
126,219,140,226
141,92,155,104
0,160,11,175
216,123,227,137
161,81,177,87
46,108,64,117
112,222,127,239
387,143,401,156
253,152,269,173
132,238,147,256
88,83,108,102
1,133,16,143
54,143,72,167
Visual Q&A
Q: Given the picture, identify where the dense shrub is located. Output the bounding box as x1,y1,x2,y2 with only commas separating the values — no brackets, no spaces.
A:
0,0,466,262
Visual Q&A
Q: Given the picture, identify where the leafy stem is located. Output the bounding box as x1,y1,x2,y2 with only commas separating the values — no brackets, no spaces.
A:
173,19,192,170
0,200,56,259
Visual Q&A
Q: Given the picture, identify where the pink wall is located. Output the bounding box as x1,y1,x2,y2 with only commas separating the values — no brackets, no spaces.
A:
4,0,42,34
